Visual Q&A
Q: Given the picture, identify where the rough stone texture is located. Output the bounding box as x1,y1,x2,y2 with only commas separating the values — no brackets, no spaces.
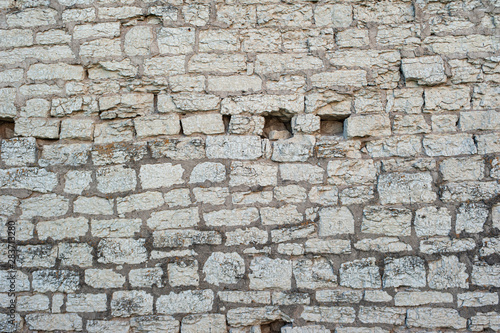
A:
1,1,499,331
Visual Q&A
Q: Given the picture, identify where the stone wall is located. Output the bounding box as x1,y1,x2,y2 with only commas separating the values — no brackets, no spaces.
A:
0,0,500,331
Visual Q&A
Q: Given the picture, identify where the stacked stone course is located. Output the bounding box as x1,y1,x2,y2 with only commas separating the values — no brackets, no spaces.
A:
0,0,500,331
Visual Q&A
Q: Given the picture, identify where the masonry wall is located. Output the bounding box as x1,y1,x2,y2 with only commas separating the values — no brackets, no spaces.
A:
0,0,500,332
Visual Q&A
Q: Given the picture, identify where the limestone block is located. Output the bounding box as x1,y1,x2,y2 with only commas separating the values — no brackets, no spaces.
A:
37,217,88,241
58,243,93,267
134,115,181,138
249,257,292,290
190,162,226,183
293,258,337,289
402,56,446,85
189,54,246,73
130,315,179,333
60,119,94,140
361,206,411,236
91,219,141,238
414,206,451,237
96,165,136,193
181,114,225,135
97,238,147,264
406,307,466,329
157,27,195,54
111,291,153,317
419,237,475,254
117,192,164,214
260,205,302,226
144,56,186,76
272,135,315,162
153,229,222,248
85,269,125,289
226,306,283,327
301,306,355,324
25,314,82,331
66,294,107,312
182,314,227,333
200,29,239,52
130,267,163,288
456,202,488,233
1,137,36,166
428,256,468,289
157,290,214,314
221,94,304,115
383,256,426,288
345,114,391,138
311,71,367,88
378,172,436,205
168,259,199,287
354,238,411,253
39,143,91,167
206,135,262,160
32,269,79,292
457,292,499,307
204,207,258,227
339,258,381,289
203,252,245,286
472,264,500,287
358,306,406,325
207,75,262,92
225,228,268,246
124,26,153,56
140,163,184,190
424,86,470,112
27,63,84,81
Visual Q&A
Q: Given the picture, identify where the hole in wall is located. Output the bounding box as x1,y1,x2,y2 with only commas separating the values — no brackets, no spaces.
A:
223,115,231,133
0,120,15,139
261,320,289,333
319,116,346,136
262,116,292,140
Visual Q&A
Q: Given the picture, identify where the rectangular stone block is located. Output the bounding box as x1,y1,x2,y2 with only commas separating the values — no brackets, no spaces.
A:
378,172,436,205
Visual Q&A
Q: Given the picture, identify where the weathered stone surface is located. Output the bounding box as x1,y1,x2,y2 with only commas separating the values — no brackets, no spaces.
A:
305,239,351,255
428,256,469,289
456,202,488,234
293,258,337,289
249,257,292,290
420,237,476,254
318,206,354,236
148,207,199,230
358,306,406,325
111,291,153,317
96,165,136,194
130,315,179,333
206,136,262,160
457,292,499,307
272,135,315,162
157,290,214,314
32,269,79,292
25,314,83,331
260,205,302,226
153,229,222,248
469,312,500,331
327,159,377,186
406,307,467,329
37,217,88,241
354,237,411,253
85,269,125,289
301,306,355,324
378,172,436,205
204,207,259,227
182,314,226,333
472,264,500,287
402,56,447,85
361,206,412,236
203,252,245,286
168,259,198,287
345,114,391,138
92,218,141,238
339,258,381,289
97,238,147,264
227,306,284,327
140,163,184,190
383,256,426,288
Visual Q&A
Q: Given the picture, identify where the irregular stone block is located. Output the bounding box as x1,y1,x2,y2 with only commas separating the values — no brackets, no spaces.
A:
293,258,337,289
383,256,426,288
97,238,147,264
428,256,468,289
401,56,446,85
406,307,466,329
361,206,412,236
377,172,436,205
157,290,214,314
206,135,262,160
203,252,245,286
111,291,153,317
249,257,292,290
